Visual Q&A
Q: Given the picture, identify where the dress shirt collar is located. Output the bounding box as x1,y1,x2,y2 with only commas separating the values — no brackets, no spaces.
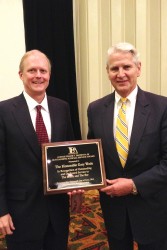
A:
23,91,49,112
115,85,138,107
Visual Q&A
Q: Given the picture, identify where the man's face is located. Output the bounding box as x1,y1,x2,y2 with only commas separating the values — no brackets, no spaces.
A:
19,51,50,99
106,51,141,97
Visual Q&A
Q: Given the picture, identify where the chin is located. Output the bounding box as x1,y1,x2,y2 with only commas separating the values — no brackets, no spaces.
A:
34,86,46,91
117,88,130,96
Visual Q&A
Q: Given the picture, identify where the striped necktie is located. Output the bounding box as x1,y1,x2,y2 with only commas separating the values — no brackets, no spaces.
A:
115,98,129,167
35,105,49,145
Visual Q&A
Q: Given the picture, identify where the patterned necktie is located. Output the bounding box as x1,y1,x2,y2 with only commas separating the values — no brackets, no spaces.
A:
35,105,49,145
115,98,129,167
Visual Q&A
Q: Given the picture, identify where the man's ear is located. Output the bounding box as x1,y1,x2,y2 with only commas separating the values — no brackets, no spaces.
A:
137,62,141,77
18,71,23,79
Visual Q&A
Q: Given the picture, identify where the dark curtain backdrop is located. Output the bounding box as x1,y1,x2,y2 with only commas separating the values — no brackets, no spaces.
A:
22,0,81,139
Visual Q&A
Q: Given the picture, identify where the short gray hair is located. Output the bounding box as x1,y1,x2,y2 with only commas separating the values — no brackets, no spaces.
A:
106,42,140,67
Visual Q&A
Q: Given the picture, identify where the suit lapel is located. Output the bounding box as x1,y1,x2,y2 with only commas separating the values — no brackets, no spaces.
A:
126,88,150,167
12,94,41,158
102,93,122,167
48,97,58,142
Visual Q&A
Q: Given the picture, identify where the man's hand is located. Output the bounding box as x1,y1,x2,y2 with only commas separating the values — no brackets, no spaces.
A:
0,213,15,235
100,178,133,197
68,189,84,213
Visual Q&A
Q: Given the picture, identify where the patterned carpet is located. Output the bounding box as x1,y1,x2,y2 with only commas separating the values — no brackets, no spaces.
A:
0,190,138,250
68,190,109,250
68,190,138,250
0,234,6,250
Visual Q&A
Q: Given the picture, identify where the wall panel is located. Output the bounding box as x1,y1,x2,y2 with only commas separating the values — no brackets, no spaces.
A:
0,0,25,100
73,0,166,138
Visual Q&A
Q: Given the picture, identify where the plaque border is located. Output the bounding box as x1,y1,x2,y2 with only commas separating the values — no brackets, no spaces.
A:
42,139,106,194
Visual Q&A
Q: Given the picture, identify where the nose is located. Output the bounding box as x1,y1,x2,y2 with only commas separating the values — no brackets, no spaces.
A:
36,70,41,77
117,68,125,77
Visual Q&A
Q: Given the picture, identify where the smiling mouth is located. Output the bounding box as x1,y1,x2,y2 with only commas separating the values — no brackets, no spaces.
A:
33,81,44,84
118,81,128,84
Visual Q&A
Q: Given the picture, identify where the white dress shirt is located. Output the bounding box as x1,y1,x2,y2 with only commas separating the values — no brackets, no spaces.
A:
114,86,138,144
23,91,51,141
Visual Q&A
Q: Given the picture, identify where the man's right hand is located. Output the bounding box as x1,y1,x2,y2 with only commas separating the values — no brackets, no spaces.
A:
0,213,15,235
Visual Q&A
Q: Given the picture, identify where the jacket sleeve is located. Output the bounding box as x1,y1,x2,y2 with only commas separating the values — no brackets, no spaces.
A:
133,103,167,198
0,107,9,216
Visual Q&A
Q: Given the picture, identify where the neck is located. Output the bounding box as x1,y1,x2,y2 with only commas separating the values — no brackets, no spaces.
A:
25,91,46,103
35,95,45,104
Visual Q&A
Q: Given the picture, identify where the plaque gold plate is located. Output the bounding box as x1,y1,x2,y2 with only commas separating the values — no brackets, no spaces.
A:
42,139,106,194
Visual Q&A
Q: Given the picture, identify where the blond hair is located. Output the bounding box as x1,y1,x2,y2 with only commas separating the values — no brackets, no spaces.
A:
19,49,51,72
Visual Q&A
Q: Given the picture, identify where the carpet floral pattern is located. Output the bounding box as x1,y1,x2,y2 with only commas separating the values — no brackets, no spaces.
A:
68,190,109,250
68,190,138,250
0,234,6,250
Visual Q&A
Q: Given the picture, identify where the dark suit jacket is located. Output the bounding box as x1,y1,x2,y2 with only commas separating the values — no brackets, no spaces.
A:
87,87,167,244
0,93,74,242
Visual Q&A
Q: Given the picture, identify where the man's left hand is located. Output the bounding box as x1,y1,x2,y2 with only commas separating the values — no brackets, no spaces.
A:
68,189,84,213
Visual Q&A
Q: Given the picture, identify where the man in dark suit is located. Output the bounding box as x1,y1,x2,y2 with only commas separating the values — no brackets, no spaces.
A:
0,50,79,250
87,42,167,250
